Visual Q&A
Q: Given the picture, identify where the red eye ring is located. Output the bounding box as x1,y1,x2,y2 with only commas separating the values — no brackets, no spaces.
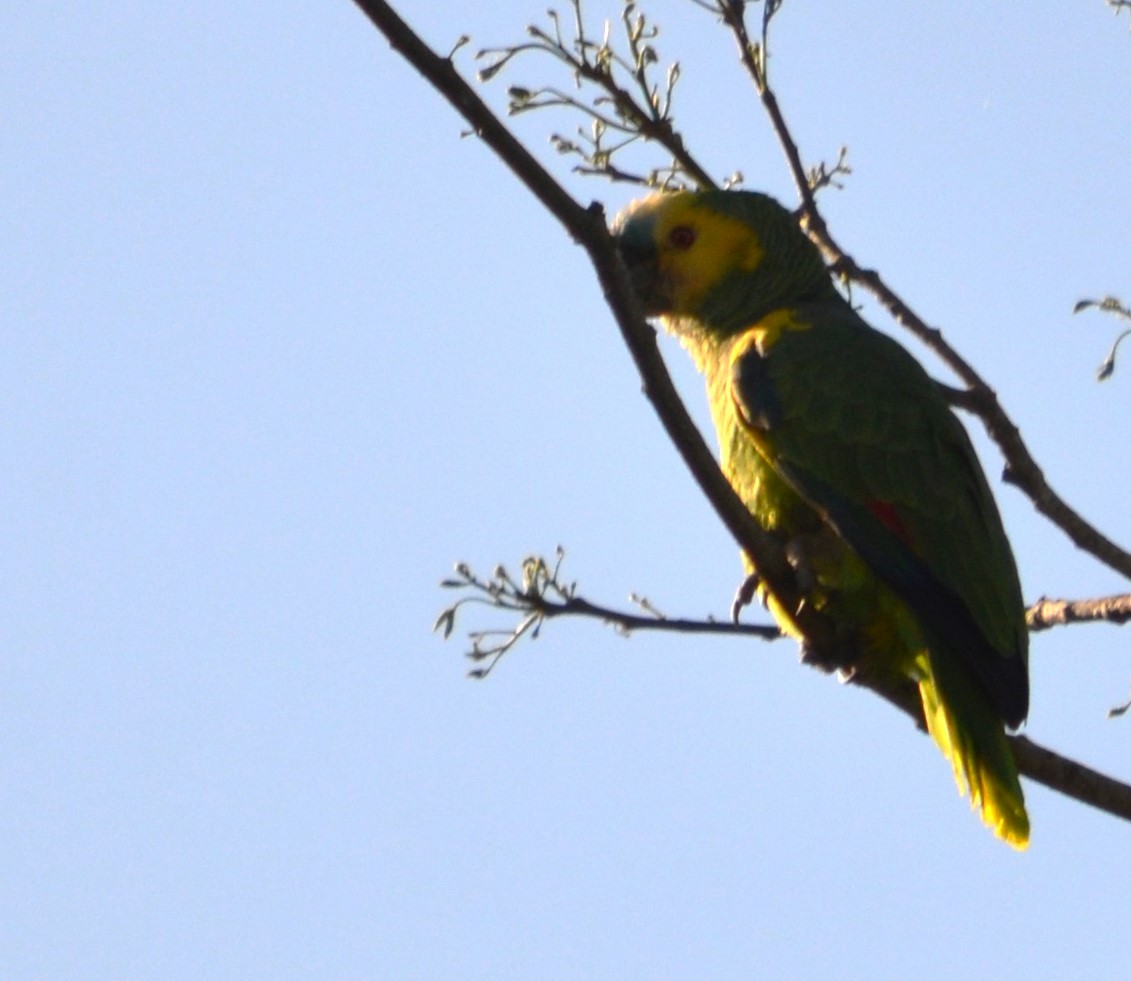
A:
668,225,696,250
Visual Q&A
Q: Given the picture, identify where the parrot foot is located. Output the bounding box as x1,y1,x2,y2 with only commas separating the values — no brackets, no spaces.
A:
730,573,761,624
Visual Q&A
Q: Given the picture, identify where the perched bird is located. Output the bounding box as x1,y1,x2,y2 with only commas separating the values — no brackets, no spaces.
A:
614,190,1030,848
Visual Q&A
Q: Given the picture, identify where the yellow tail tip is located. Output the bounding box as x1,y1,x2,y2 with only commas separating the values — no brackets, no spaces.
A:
995,818,1030,851
968,769,1031,846
918,675,1030,850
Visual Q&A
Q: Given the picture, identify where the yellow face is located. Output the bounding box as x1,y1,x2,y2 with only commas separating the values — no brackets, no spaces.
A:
617,192,766,315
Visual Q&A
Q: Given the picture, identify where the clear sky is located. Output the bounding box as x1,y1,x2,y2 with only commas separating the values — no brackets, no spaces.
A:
3,2,1131,978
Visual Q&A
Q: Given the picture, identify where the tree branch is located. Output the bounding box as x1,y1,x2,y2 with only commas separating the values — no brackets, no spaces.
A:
719,0,1131,584
351,0,852,667
435,551,1131,826
434,552,781,677
1027,593,1131,632
355,0,1131,831
1012,736,1131,821
477,1,719,190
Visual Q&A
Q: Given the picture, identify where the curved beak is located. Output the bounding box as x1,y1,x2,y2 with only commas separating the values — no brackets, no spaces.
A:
613,215,668,314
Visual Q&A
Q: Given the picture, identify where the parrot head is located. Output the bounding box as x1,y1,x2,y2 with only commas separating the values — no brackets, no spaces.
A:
614,190,835,335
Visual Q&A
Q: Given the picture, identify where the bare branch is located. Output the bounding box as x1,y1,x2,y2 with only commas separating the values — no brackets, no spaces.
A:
1027,593,1131,632
719,1,1131,585
434,555,1131,827
1011,735,1131,821
477,1,718,189
436,551,782,676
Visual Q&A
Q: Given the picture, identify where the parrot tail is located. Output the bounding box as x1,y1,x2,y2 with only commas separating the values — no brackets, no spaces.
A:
916,647,1029,850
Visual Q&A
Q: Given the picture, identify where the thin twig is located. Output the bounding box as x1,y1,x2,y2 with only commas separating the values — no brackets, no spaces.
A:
436,554,782,657
543,594,781,636
477,1,718,189
1074,297,1131,380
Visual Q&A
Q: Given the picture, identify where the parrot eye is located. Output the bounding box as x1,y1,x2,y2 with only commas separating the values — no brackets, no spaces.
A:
667,225,696,250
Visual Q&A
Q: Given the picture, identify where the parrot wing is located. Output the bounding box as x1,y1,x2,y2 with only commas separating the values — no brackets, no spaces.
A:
730,302,1029,727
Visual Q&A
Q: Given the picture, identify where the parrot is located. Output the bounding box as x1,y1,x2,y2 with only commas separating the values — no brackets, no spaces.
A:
614,189,1030,848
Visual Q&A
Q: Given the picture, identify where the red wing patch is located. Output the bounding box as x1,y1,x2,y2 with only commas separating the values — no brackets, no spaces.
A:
867,500,916,550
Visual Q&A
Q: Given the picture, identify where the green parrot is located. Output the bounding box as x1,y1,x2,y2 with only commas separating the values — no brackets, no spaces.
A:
614,190,1030,848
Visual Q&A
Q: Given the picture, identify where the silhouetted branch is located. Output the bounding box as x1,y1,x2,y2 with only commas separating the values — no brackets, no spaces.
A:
434,550,781,677
477,0,717,189
717,0,1131,584
432,551,1131,825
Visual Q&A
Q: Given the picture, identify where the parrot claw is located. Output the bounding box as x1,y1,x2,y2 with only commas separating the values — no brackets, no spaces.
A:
730,573,761,623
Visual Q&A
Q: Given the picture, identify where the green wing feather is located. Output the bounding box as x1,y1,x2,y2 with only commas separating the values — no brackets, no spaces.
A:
728,301,1030,846
730,301,1028,727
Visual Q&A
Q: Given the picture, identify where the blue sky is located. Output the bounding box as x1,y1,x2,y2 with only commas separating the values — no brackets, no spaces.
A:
3,2,1131,977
